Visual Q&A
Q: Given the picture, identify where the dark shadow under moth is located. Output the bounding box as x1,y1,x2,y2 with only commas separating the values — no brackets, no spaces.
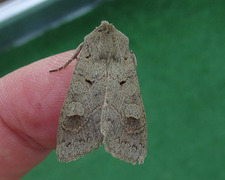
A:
51,21,147,165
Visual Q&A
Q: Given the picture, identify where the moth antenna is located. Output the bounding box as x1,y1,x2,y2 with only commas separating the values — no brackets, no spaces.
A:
49,43,83,73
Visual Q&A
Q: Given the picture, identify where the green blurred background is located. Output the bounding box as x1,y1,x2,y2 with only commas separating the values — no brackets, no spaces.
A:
1,0,225,179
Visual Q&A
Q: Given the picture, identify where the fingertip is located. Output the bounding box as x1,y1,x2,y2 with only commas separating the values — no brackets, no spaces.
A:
0,50,77,149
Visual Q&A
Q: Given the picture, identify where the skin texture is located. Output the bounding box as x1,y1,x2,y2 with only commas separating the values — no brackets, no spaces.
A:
0,50,77,180
57,21,147,165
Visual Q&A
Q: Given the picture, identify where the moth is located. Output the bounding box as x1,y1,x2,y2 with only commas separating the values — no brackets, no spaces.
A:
51,21,147,165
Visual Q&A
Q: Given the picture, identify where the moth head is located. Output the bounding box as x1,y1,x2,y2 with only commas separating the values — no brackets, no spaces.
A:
96,21,115,34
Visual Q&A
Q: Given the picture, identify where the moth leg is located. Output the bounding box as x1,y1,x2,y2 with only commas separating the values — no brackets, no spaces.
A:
49,43,83,72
